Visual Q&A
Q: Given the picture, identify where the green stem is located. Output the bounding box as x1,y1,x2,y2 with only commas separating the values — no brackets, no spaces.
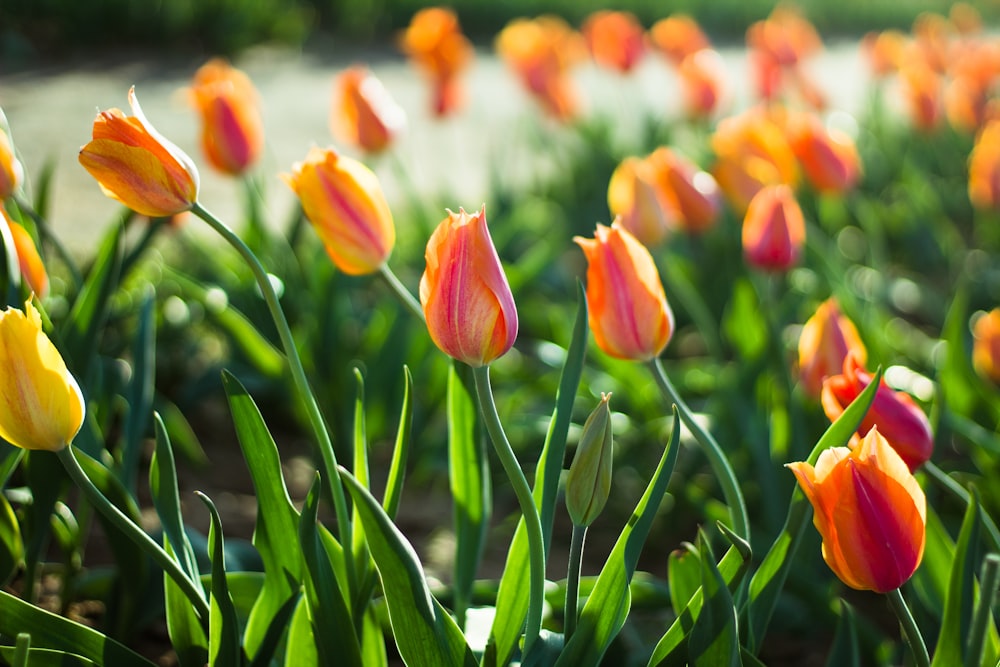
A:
967,553,1000,667
648,358,750,541
12,195,82,289
924,461,1000,552
472,365,544,657
56,446,211,623
564,523,586,642
190,201,356,594
378,264,424,321
886,587,929,667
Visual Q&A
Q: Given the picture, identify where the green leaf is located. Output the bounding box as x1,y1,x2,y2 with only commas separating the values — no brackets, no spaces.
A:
554,406,681,667
0,647,98,666
198,492,241,667
162,538,209,667
910,505,956,617
669,547,702,617
361,605,389,667
339,466,477,667
121,289,156,494
0,491,22,586
351,368,374,613
222,371,302,661
484,282,587,667
150,414,201,584
0,446,23,487
967,554,1000,667
449,361,490,630
382,366,413,520
284,596,319,667
825,600,861,667
688,530,740,667
0,588,155,666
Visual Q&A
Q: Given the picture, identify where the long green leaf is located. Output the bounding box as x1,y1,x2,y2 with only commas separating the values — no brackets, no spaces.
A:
967,554,1000,667
150,414,201,584
484,282,588,667
825,601,861,667
352,368,374,614
162,538,209,667
198,492,241,667
0,647,98,666
0,492,22,586
121,290,156,494
668,546,702,617
688,530,740,667
339,466,477,667
382,366,413,520
553,406,681,667
284,596,319,667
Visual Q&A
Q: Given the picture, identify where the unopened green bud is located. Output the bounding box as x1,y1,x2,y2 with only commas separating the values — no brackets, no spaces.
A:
566,393,614,527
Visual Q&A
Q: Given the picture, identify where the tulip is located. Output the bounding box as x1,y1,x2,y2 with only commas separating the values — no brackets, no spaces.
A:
648,14,710,66
332,67,406,154
900,62,944,131
711,107,798,211
419,206,518,367
0,300,85,451
574,220,674,361
0,119,23,200
4,212,48,298
797,298,866,398
677,49,727,118
565,393,614,527
822,353,934,471
787,427,926,593
648,147,722,234
398,7,474,117
283,146,395,275
861,30,908,79
79,87,199,217
969,120,1000,210
607,156,675,246
187,59,264,176
741,184,806,272
581,10,646,74
973,308,1000,383
788,113,861,194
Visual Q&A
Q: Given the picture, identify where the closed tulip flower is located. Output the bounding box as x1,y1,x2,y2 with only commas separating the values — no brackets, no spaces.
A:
581,10,646,74
574,220,674,361
711,107,798,211
741,184,806,272
0,118,23,200
788,114,861,194
420,206,518,367
973,308,1000,383
607,156,675,247
283,146,395,275
648,147,722,234
787,427,926,593
0,300,85,451
822,353,934,471
648,14,710,66
332,67,406,154
797,298,866,398
5,212,49,298
969,120,1000,210
565,393,614,527
398,7,474,117
677,49,727,118
79,87,200,217
187,59,264,176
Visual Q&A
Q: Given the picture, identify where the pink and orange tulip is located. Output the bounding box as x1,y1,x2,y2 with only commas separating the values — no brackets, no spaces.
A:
581,10,646,74
332,67,406,154
648,14,710,66
398,7,474,117
187,59,264,176
648,147,722,234
969,120,1000,210
5,212,48,298
607,155,675,247
797,298,866,398
677,49,727,118
711,107,798,211
973,308,1000,383
741,184,806,272
0,120,23,200
788,114,861,194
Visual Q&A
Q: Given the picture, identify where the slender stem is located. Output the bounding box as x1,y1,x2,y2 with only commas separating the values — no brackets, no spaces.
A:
12,195,82,289
378,264,424,322
472,365,544,657
967,554,1000,667
648,358,750,541
886,587,929,667
190,201,356,594
564,523,586,641
924,461,1000,552
56,446,211,623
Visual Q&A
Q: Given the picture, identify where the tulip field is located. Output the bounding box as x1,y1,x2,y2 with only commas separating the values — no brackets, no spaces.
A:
2,4,1000,666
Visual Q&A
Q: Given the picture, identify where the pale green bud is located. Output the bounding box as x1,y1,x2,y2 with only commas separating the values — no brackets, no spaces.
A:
565,393,614,527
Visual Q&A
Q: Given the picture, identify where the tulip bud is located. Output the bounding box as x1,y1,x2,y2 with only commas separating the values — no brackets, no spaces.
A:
711,108,798,211
398,7,474,117
788,114,861,194
969,120,1000,210
283,146,395,276
973,308,1000,383
649,15,711,66
331,67,406,154
79,87,200,217
187,59,264,176
741,184,806,272
648,147,722,234
787,427,926,593
0,300,85,451
419,205,518,367
581,10,646,74
574,220,674,361
4,211,48,298
0,115,24,200
607,156,675,247
797,298,866,398
566,393,614,527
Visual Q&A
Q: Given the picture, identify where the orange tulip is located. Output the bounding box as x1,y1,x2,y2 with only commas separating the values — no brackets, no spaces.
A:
741,184,805,272
746,6,822,69
419,206,518,367
822,353,934,472
647,147,721,234
797,298,866,398
332,67,406,155
0,118,23,200
787,427,926,593
968,120,1000,210
581,10,646,74
398,7,474,117
79,87,199,217
574,220,674,361
283,147,395,276
187,59,264,176
711,107,798,211
861,30,908,79
788,114,861,194
900,62,944,131
973,308,1000,383
4,211,48,298
607,156,675,247
677,48,727,118
648,14,710,66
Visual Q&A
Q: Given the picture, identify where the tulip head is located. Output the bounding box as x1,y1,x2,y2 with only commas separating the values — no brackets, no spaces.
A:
332,67,406,155
4,211,49,298
969,120,1000,210
711,107,798,211
741,184,806,272
283,147,395,276
0,300,85,451
565,393,614,527
398,7,474,117
677,49,727,118
648,147,722,234
0,117,23,200
79,87,200,217
787,427,926,593
187,59,264,176
797,298,866,398
648,14,711,66
419,206,518,367
788,114,861,194
574,220,674,361
581,10,646,74
607,155,675,247
821,354,934,471
973,308,1000,383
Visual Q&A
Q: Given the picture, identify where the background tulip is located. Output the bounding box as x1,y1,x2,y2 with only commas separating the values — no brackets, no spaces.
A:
798,298,867,398
6,213,49,298
398,7,474,117
0,120,23,200
741,184,806,272
332,67,406,154
188,58,264,176
973,308,1000,382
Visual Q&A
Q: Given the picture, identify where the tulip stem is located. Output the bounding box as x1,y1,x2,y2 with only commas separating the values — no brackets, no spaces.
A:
887,587,929,667
56,446,211,623
378,264,425,321
190,202,356,595
564,523,586,642
472,365,544,657
648,358,750,541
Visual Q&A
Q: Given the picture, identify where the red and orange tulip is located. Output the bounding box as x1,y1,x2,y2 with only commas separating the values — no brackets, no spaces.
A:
283,147,395,276
821,353,934,471
787,427,926,593
677,49,727,118
332,67,406,154
797,298,866,398
900,62,944,131
4,212,48,298
187,59,264,176
648,14,710,66
0,120,23,200
581,10,646,74
607,155,675,247
861,30,908,79
973,308,1000,383
711,107,798,211
648,147,722,234
420,206,518,367
574,220,674,361
398,7,474,117
788,113,861,194
969,120,1000,210
741,184,806,272
79,87,199,217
